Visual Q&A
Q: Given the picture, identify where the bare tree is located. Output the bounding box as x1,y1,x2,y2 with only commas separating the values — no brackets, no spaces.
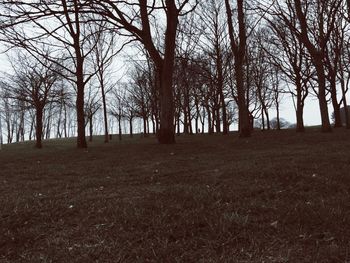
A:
267,16,312,132
225,0,251,137
197,0,231,134
84,85,101,142
90,0,198,144
0,0,102,148
2,52,60,148
273,0,342,132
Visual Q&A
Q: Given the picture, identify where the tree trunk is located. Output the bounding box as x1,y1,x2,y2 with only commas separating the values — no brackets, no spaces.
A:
330,78,342,128
314,56,332,132
129,118,133,138
295,80,305,132
76,58,87,148
215,105,221,133
89,115,93,142
64,103,68,138
225,0,250,138
261,108,265,131
156,3,178,144
157,66,175,143
35,106,43,149
101,77,109,143
340,71,350,129
217,55,228,134
143,117,148,137
206,104,213,134
265,108,270,130
276,101,281,130
118,116,122,141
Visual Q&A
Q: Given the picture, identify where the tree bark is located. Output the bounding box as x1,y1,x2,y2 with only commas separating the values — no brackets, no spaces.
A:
35,106,43,149
313,56,332,132
76,55,87,148
156,5,177,144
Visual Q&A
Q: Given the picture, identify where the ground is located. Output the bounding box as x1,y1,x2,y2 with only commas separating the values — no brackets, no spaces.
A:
0,129,350,262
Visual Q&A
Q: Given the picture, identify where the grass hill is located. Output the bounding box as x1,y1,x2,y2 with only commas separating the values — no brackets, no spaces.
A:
1,129,350,262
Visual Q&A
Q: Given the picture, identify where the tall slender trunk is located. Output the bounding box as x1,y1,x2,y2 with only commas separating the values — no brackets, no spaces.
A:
217,57,228,134
89,115,93,142
101,75,109,143
118,116,122,141
276,101,281,130
129,117,133,138
35,106,43,149
64,103,68,138
57,103,63,138
215,104,221,133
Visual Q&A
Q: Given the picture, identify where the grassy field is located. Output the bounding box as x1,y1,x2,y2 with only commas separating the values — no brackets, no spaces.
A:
0,129,350,262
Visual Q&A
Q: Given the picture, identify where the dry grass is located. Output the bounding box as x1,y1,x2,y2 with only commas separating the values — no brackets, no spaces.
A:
0,129,350,262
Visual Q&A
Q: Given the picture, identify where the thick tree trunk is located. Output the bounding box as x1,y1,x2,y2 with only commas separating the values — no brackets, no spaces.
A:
236,63,251,137
295,79,305,132
225,0,250,138
76,59,87,148
330,79,342,128
35,106,43,149
157,63,176,143
156,2,178,144
143,117,148,136
314,57,332,132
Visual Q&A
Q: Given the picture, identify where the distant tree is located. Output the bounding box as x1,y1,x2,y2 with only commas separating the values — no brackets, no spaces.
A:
84,85,101,142
2,53,61,148
89,21,119,143
270,117,290,130
128,65,151,136
0,1,102,148
331,106,350,126
110,86,126,141
198,0,230,134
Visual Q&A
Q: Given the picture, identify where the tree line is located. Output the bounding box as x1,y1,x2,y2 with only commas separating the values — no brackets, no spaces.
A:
0,0,349,149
